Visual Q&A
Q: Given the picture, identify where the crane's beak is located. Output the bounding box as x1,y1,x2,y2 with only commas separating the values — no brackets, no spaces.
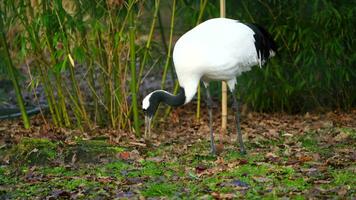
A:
144,115,152,138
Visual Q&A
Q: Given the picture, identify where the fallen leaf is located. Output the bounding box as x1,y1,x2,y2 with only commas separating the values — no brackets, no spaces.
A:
125,177,145,185
334,131,350,142
314,180,331,184
117,152,130,160
282,133,293,137
337,186,348,196
268,129,279,137
146,156,163,163
211,192,236,199
115,191,135,199
129,142,146,147
216,144,224,155
252,176,271,183
265,152,280,163
230,180,249,188
266,152,278,158
130,150,142,160
97,177,113,184
48,189,71,199
298,155,313,163
312,153,321,161
195,164,208,174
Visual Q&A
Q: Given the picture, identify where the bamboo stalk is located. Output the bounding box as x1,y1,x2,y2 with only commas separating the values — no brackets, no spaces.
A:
38,64,62,127
88,61,102,124
160,0,176,89
43,30,71,127
80,29,103,126
17,0,62,126
55,10,90,129
128,1,140,136
42,1,73,127
157,10,168,57
25,61,48,125
220,0,228,134
55,74,71,127
0,15,30,129
96,30,110,125
112,6,133,129
113,36,124,129
137,0,160,91
151,0,176,125
195,0,208,121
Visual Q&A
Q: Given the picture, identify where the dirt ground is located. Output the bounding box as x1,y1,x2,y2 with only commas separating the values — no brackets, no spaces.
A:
0,106,356,199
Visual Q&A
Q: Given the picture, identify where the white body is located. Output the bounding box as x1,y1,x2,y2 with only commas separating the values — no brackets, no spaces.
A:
173,18,261,104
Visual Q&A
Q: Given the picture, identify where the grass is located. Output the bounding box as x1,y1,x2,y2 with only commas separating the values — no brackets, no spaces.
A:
332,169,356,185
142,183,179,197
0,126,355,199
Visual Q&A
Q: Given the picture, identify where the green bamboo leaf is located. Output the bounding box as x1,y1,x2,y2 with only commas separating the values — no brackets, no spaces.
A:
53,56,68,74
73,46,85,64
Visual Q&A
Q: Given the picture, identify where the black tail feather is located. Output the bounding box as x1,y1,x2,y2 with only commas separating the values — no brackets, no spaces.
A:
244,23,277,64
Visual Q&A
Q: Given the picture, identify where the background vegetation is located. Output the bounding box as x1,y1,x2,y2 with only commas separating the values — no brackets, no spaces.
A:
0,0,355,133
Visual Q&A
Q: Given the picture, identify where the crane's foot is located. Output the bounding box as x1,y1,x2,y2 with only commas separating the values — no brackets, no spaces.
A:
210,144,217,156
238,142,247,155
240,148,247,155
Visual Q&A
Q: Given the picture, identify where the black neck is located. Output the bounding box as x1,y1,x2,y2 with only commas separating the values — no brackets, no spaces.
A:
145,87,186,117
160,87,186,107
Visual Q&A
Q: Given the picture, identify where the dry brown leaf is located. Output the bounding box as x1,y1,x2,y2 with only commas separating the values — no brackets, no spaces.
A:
211,192,236,199
314,180,331,184
334,131,350,142
268,129,279,137
298,155,313,163
337,186,349,196
252,176,271,183
117,152,130,160
146,156,163,163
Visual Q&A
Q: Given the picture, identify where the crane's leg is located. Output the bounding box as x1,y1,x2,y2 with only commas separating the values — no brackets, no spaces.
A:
205,85,216,155
231,89,246,154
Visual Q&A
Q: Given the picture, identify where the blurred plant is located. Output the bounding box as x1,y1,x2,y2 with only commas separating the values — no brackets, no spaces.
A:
0,11,30,128
0,0,355,134
0,0,151,133
231,0,356,112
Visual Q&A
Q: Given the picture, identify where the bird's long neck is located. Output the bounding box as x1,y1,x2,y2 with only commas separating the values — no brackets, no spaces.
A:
159,87,186,107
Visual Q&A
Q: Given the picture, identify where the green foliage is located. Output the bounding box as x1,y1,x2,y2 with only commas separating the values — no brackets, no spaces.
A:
0,0,151,130
5,138,57,165
65,139,124,163
332,170,356,185
230,0,356,112
0,166,17,185
0,10,30,127
142,183,178,197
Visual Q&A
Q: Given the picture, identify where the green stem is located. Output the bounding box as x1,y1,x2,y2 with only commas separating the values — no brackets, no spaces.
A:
96,30,110,124
16,0,62,126
129,1,140,136
195,0,208,121
161,0,176,89
43,30,71,127
54,7,90,128
137,0,160,91
157,9,168,55
0,16,30,129
40,61,63,126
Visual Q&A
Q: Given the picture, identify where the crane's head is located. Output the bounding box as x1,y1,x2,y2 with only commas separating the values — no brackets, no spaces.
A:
142,91,160,137
142,88,185,137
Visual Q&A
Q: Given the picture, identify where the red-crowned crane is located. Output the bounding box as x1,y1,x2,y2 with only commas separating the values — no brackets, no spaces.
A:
142,18,277,155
